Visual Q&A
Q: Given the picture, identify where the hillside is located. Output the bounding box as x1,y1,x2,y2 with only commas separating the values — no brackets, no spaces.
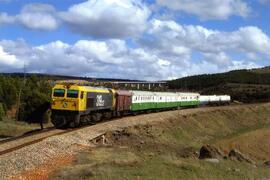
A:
168,67,270,102
43,103,269,180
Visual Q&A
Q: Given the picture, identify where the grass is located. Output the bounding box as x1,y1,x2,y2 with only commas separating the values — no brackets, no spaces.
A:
0,117,53,138
51,104,270,180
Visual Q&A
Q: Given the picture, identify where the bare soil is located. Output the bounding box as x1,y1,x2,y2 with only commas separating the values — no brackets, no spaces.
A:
11,154,75,180
215,128,270,163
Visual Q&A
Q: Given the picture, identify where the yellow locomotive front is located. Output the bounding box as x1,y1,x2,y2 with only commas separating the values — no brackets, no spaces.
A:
52,84,85,112
51,83,116,128
51,84,86,128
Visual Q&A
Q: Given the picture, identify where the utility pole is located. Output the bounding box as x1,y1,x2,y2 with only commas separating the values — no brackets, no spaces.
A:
16,60,26,121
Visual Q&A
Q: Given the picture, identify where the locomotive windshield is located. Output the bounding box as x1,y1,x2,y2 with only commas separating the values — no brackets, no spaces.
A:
53,89,65,97
67,90,79,98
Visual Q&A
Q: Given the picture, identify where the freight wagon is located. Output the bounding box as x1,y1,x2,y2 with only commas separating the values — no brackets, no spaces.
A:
51,84,230,128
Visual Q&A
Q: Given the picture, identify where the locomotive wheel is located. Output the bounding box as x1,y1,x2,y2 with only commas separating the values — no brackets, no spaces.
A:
80,116,88,125
51,115,67,129
92,113,102,122
103,112,112,120
85,115,92,124
69,115,80,128
69,121,76,128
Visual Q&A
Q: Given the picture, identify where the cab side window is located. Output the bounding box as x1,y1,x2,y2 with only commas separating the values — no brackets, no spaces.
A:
80,91,84,99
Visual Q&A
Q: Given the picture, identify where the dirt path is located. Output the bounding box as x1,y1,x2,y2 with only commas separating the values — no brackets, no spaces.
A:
0,103,269,180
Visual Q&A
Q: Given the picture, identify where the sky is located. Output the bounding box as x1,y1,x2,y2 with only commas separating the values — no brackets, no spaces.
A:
0,0,270,80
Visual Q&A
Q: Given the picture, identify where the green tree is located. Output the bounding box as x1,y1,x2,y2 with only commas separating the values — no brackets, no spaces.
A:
0,103,5,121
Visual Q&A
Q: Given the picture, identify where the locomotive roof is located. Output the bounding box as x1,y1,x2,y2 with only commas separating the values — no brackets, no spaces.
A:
53,84,112,93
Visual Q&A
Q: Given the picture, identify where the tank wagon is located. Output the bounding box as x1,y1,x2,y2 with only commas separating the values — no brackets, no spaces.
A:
199,95,230,106
51,84,229,128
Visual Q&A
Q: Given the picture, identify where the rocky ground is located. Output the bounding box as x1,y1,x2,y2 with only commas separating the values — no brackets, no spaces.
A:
0,103,269,180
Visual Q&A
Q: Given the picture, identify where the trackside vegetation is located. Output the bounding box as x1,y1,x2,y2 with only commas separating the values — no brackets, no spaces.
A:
0,75,51,123
0,103,5,121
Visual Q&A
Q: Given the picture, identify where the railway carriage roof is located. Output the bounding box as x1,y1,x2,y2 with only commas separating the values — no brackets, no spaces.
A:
154,92,178,96
130,90,156,96
178,92,200,96
130,91,200,97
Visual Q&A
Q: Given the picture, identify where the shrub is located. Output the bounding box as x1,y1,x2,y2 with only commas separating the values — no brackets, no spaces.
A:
0,103,5,121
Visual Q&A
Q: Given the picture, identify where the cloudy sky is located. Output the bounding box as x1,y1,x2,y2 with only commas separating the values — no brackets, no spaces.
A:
0,0,269,80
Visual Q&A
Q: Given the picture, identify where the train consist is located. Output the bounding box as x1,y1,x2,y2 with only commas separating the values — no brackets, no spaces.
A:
51,84,230,128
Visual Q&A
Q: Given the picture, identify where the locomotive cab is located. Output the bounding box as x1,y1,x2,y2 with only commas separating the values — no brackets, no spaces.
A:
51,84,86,112
51,83,115,128
51,84,86,128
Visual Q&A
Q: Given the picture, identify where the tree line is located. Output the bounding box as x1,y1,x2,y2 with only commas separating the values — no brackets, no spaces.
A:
168,69,270,103
0,75,52,123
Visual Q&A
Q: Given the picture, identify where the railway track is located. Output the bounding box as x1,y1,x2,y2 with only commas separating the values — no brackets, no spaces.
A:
0,115,135,156
0,127,56,144
0,128,69,156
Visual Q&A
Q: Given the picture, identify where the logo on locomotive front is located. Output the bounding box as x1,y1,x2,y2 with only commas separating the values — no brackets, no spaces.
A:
62,102,68,108
96,95,105,107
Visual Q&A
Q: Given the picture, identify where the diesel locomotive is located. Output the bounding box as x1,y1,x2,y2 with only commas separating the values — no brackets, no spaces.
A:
51,83,230,128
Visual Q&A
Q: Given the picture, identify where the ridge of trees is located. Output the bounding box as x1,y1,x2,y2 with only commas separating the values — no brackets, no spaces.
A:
168,69,270,102
0,75,51,123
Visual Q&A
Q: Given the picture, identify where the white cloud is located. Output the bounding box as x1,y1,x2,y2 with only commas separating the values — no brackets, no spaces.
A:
0,3,59,31
144,19,270,59
0,46,22,71
16,3,59,31
59,0,150,38
203,52,231,66
135,19,269,78
0,0,150,37
183,60,259,78
0,39,171,80
0,36,262,80
156,0,250,20
0,12,15,24
0,46,16,64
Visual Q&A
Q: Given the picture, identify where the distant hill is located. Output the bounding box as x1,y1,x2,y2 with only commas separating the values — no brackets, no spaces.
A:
0,73,141,82
168,67,270,103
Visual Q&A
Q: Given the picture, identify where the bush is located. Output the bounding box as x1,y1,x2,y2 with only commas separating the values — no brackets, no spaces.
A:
0,103,5,121
0,75,52,123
